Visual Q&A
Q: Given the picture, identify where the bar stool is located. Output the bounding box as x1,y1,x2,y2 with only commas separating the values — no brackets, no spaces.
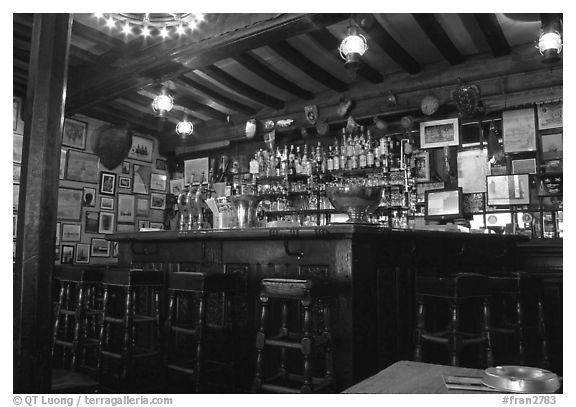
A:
489,271,550,369
414,272,493,368
97,268,163,392
52,265,103,371
164,271,240,393
253,278,334,393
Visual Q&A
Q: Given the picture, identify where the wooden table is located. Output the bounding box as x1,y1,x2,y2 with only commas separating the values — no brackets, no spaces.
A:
343,361,486,393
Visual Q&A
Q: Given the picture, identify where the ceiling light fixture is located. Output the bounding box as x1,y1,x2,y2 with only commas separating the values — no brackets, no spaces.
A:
339,23,368,71
538,14,563,63
152,92,174,118
176,118,194,136
94,13,205,40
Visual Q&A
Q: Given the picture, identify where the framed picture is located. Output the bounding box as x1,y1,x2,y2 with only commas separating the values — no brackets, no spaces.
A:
57,187,83,221
91,238,110,257
55,222,60,244
133,164,151,195
100,196,114,211
128,135,154,162
155,158,167,171
61,223,81,242
137,219,150,230
150,193,166,210
14,214,18,239
502,108,536,153
412,151,430,182
117,194,135,223
149,222,163,230
136,197,149,217
13,164,21,183
61,245,75,264
75,243,91,264
13,134,23,163
419,118,459,149
184,157,209,185
98,212,115,234
457,148,489,193
170,179,184,195
99,171,116,196
416,181,445,203
538,175,562,196
537,101,562,130
13,97,20,132
541,133,562,160
60,149,67,180
117,223,134,233
13,184,20,210
84,211,99,234
121,161,131,175
486,174,530,206
512,158,537,175
62,118,87,150
118,176,132,189
66,150,100,183
463,193,486,215
82,187,96,207
150,173,167,191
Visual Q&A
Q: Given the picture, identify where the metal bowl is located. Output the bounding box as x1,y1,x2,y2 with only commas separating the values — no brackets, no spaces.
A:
326,184,384,223
482,366,560,393
230,194,262,228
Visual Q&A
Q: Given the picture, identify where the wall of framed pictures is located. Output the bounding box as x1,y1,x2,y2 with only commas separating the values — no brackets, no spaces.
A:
13,96,169,266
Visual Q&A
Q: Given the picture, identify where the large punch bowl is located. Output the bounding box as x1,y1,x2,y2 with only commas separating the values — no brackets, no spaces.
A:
326,184,384,223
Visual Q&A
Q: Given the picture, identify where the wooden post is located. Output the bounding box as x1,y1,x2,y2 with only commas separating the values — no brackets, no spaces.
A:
13,13,72,393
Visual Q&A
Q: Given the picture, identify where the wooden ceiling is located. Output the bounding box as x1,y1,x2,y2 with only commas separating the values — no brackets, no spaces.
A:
13,13,561,155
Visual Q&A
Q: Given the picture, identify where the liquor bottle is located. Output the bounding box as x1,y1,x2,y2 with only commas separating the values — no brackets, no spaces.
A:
280,145,288,177
294,146,302,174
366,144,374,168
275,147,281,176
333,139,340,171
327,145,334,172
359,145,367,169
249,152,259,175
373,145,381,168
315,142,323,175
350,149,358,170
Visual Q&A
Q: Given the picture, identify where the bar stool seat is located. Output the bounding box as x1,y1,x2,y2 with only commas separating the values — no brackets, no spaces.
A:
414,272,493,368
97,268,164,392
253,278,334,393
165,271,240,393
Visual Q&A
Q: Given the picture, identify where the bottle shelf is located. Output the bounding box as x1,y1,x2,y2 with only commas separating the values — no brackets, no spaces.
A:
265,209,338,216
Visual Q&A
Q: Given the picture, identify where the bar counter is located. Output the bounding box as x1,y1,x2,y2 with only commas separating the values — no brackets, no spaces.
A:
108,225,528,391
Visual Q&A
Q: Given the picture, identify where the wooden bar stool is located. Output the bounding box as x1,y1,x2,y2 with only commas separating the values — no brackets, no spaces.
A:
414,272,493,368
164,271,240,393
97,268,163,392
253,278,334,393
489,271,550,369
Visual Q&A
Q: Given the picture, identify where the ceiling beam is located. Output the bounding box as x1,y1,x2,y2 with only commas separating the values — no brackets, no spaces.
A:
269,41,348,92
233,52,315,99
199,65,285,110
412,13,465,65
307,28,383,84
81,105,168,136
117,92,201,124
169,90,230,122
71,19,126,49
473,14,511,57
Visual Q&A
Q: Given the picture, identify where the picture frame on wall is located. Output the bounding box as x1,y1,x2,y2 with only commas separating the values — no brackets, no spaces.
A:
117,194,135,223
62,118,87,150
419,118,460,149
75,243,91,264
84,211,99,234
60,149,67,180
13,97,20,132
61,245,75,264
155,158,167,171
511,158,537,175
99,171,116,196
13,184,19,211
457,148,489,193
14,214,18,239
91,238,110,257
121,160,131,175
502,108,536,153
13,164,21,183
137,219,150,230
100,196,114,211
184,157,209,185
57,188,83,221
128,135,154,162
116,223,134,233
55,222,60,245
537,101,562,130
541,133,563,160
412,151,430,182
133,164,151,195
136,197,149,217
118,176,132,189
150,173,167,191
170,179,184,195
66,150,100,183
150,192,166,210
98,212,115,234
13,134,23,163
82,187,96,207
61,223,81,242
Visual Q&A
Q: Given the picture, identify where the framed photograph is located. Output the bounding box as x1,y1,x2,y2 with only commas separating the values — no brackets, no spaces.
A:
150,192,166,210
98,212,115,234
117,223,134,233
541,133,562,160
66,150,100,183
128,135,154,162
117,194,135,223
133,164,151,195
537,101,562,130
184,157,209,185
121,161,131,175
82,187,96,207
13,184,20,210
150,173,167,191
137,219,150,230
84,211,99,234
149,222,164,230
170,179,184,195
100,196,114,211
538,175,562,196
57,187,83,221
55,222,60,244
13,164,21,183
136,197,149,217
502,108,536,153
75,243,91,264
512,158,537,175
91,238,110,257
60,149,67,180
412,151,430,182
13,134,23,163
99,171,117,196
14,214,18,239
118,176,132,189
61,245,75,264
486,174,530,206
416,181,445,203
13,97,20,132
61,223,81,242
419,118,460,149
62,118,87,150
457,148,489,193
155,158,167,171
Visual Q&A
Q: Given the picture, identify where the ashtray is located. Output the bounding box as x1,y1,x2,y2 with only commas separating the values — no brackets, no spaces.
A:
481,366,560,393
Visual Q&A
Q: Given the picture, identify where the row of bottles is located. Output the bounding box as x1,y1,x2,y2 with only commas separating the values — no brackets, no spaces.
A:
248,126,404,178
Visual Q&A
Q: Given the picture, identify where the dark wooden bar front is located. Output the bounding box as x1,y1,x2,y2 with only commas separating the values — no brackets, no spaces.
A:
108,225,525,391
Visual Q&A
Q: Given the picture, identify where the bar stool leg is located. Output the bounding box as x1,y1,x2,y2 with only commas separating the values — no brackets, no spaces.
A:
278,301,288,378
97,286,110,384
121,287,135,392
194,292,206,393
414,296,425,362
71,283,86,369
323,301,333,387
448,300,461,367
537,297,550,369
301,299,313,393
482,298,494,367
52,284,66,359
514,294,525,365
253,296,269,393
